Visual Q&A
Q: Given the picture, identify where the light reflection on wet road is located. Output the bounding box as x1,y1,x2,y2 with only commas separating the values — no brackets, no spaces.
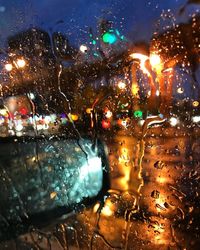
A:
81,127,200,250
1,126,200,249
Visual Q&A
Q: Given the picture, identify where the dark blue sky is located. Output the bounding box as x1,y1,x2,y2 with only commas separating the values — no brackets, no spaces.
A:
0,0,199,47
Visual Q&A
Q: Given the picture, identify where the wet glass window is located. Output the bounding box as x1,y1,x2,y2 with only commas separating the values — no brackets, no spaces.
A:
0,0,200,249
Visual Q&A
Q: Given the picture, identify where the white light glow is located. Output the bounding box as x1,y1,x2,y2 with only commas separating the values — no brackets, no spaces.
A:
105,110,112,119
138,119,145,126
192,116,200,123
15,123,23,132
5,63,13,71
0,117,5,125
101,201,114,217
156,90,160,96
121,120,127,127
50,114,57,122
80,44,88,53
118,81,126,90
177,87,184,94
42,124,49,130
16,58,26,68
169,117,178,126
28,93,35,100
36,124,43,130
149,54,161,69
79,157,102,180
44,115,51,123
147,90,151,96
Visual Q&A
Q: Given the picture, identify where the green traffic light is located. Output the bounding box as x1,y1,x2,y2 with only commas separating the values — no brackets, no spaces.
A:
102,32,117,44
134,110,143,118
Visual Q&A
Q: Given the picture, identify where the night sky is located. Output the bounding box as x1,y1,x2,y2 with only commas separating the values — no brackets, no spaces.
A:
1,0,199,48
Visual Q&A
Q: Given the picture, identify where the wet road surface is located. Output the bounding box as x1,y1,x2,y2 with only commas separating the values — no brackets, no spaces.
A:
1,125,200,249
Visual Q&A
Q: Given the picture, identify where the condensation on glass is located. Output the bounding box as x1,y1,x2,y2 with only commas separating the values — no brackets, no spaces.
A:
0,0,200,249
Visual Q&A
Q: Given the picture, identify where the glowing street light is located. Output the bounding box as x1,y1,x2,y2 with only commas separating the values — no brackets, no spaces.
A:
16,58,26,68
149,53,161,69
5,63,13,72
192,101,199,107
169,117,178,126
130,53,150,76
104,110,112,119
118,81,126,90
0,108,9,117
79,44,88,53
177,87,184,94
156,90,160,96
70,114,79,121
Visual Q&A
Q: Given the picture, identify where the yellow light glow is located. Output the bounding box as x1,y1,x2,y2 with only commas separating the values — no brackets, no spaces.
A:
0,109,8,117
131,84,139,96
156,176,168,184
119,147,130,164
153,223,165,233
5,63,13,71
101,200,114,217
130,53,149,62
86,108,92,114
130,53,150,76
154,234,168,245
193,101,199,107
118,81,126,90
149,53,162,72
50,192,57,199
16,58,26,68
71,114,79,121
163,67,173,73
93,203,100,213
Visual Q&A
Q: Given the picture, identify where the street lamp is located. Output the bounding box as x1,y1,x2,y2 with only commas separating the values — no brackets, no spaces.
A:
5,58,26,72
5,63,13,72
16,58,26,68
118,81,126,90
79,44,88,53
129,53,150,76
149,53,162,72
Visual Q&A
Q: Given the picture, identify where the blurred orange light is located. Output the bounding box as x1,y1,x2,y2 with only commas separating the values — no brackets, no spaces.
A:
71,114,79,121
117,119,122,125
